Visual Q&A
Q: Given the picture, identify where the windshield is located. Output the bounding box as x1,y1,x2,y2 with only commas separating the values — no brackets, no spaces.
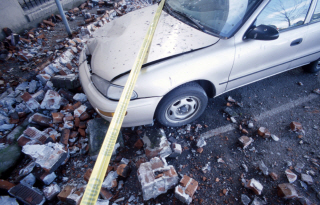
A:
165,0,262,38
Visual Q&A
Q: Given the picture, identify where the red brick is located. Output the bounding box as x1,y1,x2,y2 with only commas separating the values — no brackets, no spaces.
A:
43,20,55,27
180,175,190,187
52,112,64,123
290,122,303,132
78,128,85,137
79,121,86,129
0,179,15,190
84,169,92,182
61,129,70,146
257,127,270,138
17,136,31,146
57,185,75,202
73,102,82,110
70,131,78,139
117,164,130,177
100,188,113,200
185,179,198,197
134,139,144,149
64,115,74,121
74,117,80,127
79,112,90,120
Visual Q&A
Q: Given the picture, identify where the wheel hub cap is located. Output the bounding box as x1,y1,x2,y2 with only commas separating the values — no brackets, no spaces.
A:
165,96,201,123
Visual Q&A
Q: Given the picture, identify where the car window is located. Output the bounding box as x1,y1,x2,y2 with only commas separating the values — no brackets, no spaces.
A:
255,0,312,31
311,0,320,23
165,0,262,38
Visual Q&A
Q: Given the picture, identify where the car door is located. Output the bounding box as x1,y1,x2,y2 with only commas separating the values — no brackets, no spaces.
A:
290,0,320,67
226,0,312,91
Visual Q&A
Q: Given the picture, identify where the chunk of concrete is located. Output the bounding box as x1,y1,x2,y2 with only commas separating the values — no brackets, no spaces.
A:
0,144,21,177
22,143,67,173
86,118,123,160
142,129,172,159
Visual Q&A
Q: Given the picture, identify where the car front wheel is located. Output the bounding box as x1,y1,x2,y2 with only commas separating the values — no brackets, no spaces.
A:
155,82,208,127
303,59,320,73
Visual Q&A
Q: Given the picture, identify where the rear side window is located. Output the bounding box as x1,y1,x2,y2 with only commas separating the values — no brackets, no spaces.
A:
311,0,320,23
255,0,312,31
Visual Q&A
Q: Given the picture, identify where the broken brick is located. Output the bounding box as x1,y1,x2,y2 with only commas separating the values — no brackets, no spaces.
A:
52,112,64,123
278,183,298,199
0,179,15,191
134,139,144,149
61,129,70,146
29,113,52,127
100,188,113,200
290,122,303,132
21,92,40,111
239,136,253,149
57,185,75,202
257,127,271,138
245,178,263,195
84,169,92,182
117,164,130,177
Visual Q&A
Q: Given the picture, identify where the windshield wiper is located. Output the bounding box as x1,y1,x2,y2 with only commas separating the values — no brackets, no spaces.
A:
164,3,205,32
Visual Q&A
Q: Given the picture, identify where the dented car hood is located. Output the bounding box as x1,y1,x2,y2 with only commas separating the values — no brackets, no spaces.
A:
88,4,219,81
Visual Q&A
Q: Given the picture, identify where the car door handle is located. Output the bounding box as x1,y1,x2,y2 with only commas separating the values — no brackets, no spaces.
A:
290,38,303,46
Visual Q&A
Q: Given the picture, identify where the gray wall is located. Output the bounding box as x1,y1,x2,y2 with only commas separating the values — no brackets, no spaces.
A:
0,0,86,41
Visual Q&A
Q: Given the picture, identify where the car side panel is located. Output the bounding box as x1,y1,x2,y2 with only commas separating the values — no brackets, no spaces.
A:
290,21,320,68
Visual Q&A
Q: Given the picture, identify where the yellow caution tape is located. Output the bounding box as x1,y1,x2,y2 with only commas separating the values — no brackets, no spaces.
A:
80,1,166,204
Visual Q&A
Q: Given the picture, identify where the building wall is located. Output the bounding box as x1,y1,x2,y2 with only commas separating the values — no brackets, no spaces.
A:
0,0,86,41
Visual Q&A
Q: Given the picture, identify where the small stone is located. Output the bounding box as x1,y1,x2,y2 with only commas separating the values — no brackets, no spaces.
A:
100,187,113,200
224,107,238,117
102,171,118,190
271,134,279,141
245,178,263,195
285,169,297,183
241,194,251,205
290,122,303,132
239,136,253,149
313,88,320,95
257,127,270,138
301,174,313,185
251,196,267,205
269,172,278,181
258,161,268,176
43,183,60,201
278,183,298,199
196,137,206,148
294,162,304,173
197,147,203,153
227,96,236,103
248,122,254,129
230,117,237,123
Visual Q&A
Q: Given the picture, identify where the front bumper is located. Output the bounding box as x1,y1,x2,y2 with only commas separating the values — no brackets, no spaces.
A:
79,52,162,127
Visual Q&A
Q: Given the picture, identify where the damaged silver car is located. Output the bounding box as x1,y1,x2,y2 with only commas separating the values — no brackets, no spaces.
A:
79,0,320,127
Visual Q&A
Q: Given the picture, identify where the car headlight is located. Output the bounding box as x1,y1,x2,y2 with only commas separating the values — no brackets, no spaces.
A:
91,74,138,100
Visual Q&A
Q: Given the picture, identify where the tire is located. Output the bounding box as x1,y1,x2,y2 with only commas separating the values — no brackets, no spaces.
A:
155,82,208,127
302,59,320,73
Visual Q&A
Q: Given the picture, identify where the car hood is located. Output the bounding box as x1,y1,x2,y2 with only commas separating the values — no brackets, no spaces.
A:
89,4,219,81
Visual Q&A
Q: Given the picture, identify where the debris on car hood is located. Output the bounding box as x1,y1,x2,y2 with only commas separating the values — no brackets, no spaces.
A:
88,4,219,81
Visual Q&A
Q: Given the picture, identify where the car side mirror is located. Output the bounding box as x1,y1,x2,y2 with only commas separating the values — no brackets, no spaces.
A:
245,25,279,40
